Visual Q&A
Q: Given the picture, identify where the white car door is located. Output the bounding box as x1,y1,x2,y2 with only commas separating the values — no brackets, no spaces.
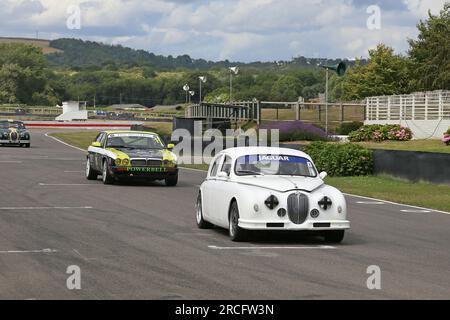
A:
214,155,234,226
202,155,223,224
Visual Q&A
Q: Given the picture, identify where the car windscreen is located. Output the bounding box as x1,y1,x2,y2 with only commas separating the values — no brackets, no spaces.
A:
235,154,317,177
0,121,25,129
106,133,165,150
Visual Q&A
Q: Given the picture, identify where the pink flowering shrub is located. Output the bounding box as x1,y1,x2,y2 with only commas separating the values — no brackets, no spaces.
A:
443,128,450,146
349,124,413,142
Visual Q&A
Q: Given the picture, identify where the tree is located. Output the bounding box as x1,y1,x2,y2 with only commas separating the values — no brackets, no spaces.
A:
408,2,450,90
270,75,303,101
341,44,412,100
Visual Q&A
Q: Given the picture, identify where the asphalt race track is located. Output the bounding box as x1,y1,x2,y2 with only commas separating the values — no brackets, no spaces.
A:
0,129,449,299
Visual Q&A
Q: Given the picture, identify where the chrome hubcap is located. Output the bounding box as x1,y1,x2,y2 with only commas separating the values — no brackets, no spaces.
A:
102,163,107,182
86,160,90,177
196,200,202,224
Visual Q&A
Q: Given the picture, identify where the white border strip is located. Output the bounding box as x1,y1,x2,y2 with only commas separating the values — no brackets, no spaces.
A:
46,133,450,216
0,206,93,210
345,193,450,215
0,248,58,254
45,133,87,152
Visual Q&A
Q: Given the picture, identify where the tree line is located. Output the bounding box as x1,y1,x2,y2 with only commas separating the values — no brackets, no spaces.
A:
0,2,448,107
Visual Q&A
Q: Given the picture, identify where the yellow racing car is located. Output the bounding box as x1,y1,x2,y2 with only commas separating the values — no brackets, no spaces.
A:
86,130,178,186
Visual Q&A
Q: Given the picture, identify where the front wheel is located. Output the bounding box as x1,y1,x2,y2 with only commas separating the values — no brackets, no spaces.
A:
229,201,247,242
86,158,98,180
324,230,345,243
165,174,178,186
102,160,114,185
196,193,213,229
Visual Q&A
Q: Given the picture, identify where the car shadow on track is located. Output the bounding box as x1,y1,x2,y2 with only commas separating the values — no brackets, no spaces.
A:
209,227,359,246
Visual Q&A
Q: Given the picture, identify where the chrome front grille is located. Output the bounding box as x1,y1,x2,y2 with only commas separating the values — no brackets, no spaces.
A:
287,193,309,225
147,160,162,166
10,132,18,141
130,159,162,167
131,159,147,166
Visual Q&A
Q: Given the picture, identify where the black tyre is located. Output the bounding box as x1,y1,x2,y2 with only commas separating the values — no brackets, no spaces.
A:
86,158,98,180
196,193,213,229
165,174,178,186
102,159,114,185
229,201,247,242
25,144,30,148
324,230,345,243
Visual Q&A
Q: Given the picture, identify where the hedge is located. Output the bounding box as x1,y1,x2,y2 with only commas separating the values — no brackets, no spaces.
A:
303,142,373,177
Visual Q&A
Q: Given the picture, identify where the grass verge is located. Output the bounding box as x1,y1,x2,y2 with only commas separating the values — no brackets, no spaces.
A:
325,175,450,212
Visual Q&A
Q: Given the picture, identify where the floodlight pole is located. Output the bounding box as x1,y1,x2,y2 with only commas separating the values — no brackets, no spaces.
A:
325,68,329,136
229,71,233,104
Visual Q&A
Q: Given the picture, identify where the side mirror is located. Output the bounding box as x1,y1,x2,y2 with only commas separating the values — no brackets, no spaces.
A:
217,171,229,179
91,142,102,148
167,143,175,150
319,171,328,180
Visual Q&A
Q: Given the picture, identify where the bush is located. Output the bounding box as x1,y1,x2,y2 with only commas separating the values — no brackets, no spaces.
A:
260,120,328,142
335,121,364,135
348,124,412,142
443,127,450,146
303,142,373,177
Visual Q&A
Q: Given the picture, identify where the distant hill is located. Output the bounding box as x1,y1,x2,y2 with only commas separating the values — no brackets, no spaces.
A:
1,37,365,70
0,37,62,54
46,38,365,70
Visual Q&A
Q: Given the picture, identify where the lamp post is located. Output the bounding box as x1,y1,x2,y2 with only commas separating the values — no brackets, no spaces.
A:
183,84,190,104
189,91,195,104
229,66,239,104
321,62,347,136
199,76,207,104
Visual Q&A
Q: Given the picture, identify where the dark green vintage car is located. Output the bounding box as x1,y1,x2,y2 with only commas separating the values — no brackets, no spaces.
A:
0,120,31,148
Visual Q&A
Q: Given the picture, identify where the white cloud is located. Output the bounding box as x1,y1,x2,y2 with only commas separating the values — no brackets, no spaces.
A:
0,0,446,61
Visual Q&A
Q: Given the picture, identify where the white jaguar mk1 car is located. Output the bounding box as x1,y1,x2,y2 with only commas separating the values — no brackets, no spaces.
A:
196,147,350,242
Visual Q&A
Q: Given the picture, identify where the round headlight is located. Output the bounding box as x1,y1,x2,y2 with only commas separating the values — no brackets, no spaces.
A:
115,159,122,166
122,158,129,166
264,195,279,210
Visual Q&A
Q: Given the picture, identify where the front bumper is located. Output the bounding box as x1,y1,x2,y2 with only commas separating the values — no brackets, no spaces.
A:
0,139,30,145
238,219,350,231
111,166,178,180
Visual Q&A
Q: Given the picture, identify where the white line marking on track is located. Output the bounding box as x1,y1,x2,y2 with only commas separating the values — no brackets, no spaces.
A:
64,170,84,173
345,193,450,215
39,183,96,186
0,206,93,210
45,133,87,152
400,209,431,213
0,161,23,163
0,248,58,254
208,245,336,250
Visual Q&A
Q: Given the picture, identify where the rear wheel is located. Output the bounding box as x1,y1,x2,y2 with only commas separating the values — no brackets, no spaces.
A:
196,193,213,229
324,230,345,243
165,174,178,186
25,143,30,148
229,201,247,242
86,158,98,180
102,159,114,185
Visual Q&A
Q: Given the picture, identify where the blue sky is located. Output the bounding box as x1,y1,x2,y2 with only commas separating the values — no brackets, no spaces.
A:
0,0,447,62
